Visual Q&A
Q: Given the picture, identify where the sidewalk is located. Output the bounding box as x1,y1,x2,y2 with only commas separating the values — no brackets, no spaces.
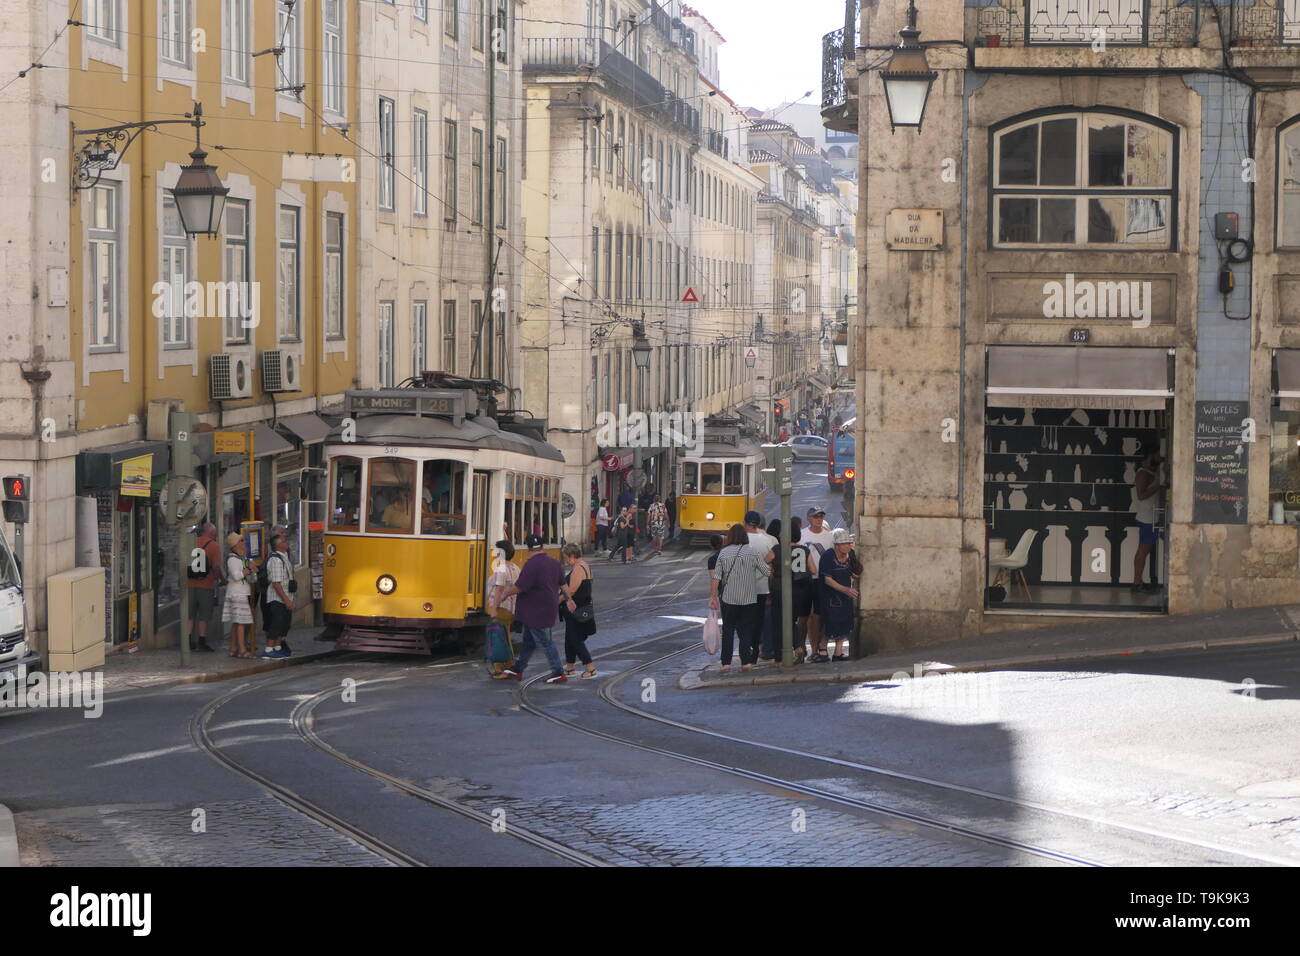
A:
96,625,338,695
682,603,1300,689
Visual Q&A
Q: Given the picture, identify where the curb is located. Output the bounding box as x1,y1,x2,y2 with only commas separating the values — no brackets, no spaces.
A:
0,804,17,868
680,630,1300,690
108,648,345,693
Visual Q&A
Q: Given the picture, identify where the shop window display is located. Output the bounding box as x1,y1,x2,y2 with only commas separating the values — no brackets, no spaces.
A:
1268,412,1300,523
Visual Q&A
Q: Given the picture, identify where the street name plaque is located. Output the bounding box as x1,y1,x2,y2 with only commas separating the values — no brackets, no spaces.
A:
885,209,943,250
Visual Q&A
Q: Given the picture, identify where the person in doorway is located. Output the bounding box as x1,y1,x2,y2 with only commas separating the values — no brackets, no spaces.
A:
495,534,568,684
647,495,669,556
1131,453,1167,593
801,506,837,659
665,491,677,540
186,522,220,653
594,499,612,553
261,532,295,659
817,529,860,662
222,533,256,659
559,543,597,679
709,524,766,672
741,510,776,661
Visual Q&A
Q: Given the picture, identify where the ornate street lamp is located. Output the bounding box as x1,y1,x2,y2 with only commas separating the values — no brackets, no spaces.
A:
72,102,229,237
632,321,653,372
879,0,937,132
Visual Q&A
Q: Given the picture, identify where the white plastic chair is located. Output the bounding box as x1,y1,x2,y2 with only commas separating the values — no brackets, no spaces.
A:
990,529,1038,602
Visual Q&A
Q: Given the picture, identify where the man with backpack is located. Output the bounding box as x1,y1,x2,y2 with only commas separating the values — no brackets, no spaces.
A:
260,532,296,659
185,522,221,653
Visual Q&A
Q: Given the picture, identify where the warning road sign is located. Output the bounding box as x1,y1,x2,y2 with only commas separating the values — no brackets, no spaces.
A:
681,287,699,303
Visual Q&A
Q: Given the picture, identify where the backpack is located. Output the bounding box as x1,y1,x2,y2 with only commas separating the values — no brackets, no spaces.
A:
790,544,813,583
484,620,515,675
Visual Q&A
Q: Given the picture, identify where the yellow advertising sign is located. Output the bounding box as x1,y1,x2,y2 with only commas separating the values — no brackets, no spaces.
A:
214,430,248,454
120,454,153,498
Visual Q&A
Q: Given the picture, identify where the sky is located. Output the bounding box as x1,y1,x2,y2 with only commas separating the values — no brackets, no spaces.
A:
689,0,840,113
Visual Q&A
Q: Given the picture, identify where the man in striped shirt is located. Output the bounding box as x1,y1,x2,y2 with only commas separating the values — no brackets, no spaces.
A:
707,525,766,671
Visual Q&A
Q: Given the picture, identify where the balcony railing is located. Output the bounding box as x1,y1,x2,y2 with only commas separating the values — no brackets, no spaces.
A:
975,0,1300,47
523,37,699,136
704,127,729,158
821,1,859,133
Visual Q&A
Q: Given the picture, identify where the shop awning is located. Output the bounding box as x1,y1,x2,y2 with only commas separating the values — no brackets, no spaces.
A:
76,440,172,493
251,422,294,458
277,412,332,445
1275,350,1300,398
987,346,1172,409
737,404,764,426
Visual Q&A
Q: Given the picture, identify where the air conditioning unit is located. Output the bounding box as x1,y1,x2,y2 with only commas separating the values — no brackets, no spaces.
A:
209,353,253,400
261,350,302,393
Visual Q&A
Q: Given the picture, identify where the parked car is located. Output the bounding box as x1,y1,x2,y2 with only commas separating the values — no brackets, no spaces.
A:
784,434,829,461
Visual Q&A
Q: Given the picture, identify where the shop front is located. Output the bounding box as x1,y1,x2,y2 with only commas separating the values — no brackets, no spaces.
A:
75,441,173,647
984,346,1173,613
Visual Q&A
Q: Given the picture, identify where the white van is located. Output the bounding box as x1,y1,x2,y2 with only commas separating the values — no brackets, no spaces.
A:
0,526,35,685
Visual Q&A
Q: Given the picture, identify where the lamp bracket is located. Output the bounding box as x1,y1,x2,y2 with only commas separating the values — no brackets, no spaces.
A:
71,103,204,196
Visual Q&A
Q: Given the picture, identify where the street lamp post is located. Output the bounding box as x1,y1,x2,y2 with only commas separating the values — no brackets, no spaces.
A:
632,321,652,501
879,0,937,132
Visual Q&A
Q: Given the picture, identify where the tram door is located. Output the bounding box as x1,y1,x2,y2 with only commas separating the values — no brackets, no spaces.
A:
468,471,491,610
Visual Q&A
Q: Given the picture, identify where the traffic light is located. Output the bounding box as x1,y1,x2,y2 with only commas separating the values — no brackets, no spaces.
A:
2,474,29,524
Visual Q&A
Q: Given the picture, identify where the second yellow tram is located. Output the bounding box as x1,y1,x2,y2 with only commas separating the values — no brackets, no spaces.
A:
675,418,768,542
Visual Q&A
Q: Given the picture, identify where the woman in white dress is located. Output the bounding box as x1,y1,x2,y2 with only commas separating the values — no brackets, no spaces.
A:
486,538,521,626
223,533,256,658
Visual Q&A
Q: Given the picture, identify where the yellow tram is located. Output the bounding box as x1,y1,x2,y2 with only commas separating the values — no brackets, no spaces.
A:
323,379,565,653
675,417,768,542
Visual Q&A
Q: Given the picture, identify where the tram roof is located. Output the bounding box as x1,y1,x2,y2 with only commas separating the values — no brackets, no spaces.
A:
327,413,564,463
683,439,764,460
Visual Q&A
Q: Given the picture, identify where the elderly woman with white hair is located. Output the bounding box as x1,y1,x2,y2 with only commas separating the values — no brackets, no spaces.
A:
813,528,860,663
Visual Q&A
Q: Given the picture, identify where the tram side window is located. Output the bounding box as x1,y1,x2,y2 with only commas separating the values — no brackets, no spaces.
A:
421,460,466,535
366,458,417,534
505,472,560,546
683,462,698,494
701,462,722,494
724,462,743,495
330,457,363,531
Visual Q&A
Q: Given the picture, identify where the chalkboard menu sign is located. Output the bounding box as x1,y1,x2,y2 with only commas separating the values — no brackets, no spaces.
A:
1193,401,1249,524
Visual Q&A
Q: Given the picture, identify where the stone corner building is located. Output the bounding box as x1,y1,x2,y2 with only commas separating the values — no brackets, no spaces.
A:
823,0,1300,652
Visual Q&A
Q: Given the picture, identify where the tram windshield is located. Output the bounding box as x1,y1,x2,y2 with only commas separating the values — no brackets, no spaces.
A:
366,458,417,534
724,463,743,495
682,461,744,496
421,460,467,535
700,463,723,494
329,457,363,531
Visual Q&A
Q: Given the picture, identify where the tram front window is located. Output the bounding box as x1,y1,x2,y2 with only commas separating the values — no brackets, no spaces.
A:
683,462,698,494
366,458,417,534
330,457,363,531
421,460,466,535
701,463,722,494
724,463,743,495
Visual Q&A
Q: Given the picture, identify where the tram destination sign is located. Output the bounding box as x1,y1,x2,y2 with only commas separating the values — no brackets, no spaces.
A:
347,391,463,420
1193,400,1249,525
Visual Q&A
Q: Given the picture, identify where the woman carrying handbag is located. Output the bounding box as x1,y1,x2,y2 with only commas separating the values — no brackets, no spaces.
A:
559,543,597,678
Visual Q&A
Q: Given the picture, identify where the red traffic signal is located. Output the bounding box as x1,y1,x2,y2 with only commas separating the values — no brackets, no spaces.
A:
2,476,28,500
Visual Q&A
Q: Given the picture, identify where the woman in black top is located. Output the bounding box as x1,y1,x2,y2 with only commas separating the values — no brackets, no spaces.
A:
766,518,816,665
560,543,597,678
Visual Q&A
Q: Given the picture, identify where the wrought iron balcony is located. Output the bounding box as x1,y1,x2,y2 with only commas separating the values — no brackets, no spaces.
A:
704,127,729,158
523,37,699,136
821,1,860,134
975,0,1300,47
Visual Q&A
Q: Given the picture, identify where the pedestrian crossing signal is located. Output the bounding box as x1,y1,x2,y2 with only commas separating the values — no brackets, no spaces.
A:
2,476,27,500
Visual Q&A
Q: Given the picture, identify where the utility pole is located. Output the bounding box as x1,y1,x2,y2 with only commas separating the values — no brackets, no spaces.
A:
472,5,502,381
763,443,795,666
171,412,197,668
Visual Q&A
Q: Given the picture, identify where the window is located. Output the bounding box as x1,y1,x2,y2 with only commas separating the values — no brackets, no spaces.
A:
161,195,191,349
223,199,250,344
445,0,459,39
992,112,1174,249
471,128,484,224
471,299,486,377
442,299,457,372
590,114,601,170
329,457,363,531
495,137,507,228
617,116,626,186
412,301,428,377
378,97,395,210
615,230,623,301
505,472,557,546
323,0,345,114
1278,118,1300,247
444,120,459,226
277,205,301,341
223,0,249,83
472,0,485,51
682,461,698,494
494,0,509,63
366,458,417,534
724,463,743,496
377,300,395,387
414,0,428,22
606,112,616,175
421,461,467,535
88,183,120,350
413,108,429,216
87,0,118,44
160,0,190,67
325,212,345,339
700,463,722,494
603,229,612,299
276,0,302,93
591,228,600,297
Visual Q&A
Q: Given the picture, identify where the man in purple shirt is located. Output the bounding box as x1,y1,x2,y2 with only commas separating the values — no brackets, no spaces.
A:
495,534,567,684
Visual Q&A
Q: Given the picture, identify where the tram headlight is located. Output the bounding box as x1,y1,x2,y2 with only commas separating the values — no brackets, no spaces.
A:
705,511,715,520
377,574,397,595
422,602,433,612
339,598,350,609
